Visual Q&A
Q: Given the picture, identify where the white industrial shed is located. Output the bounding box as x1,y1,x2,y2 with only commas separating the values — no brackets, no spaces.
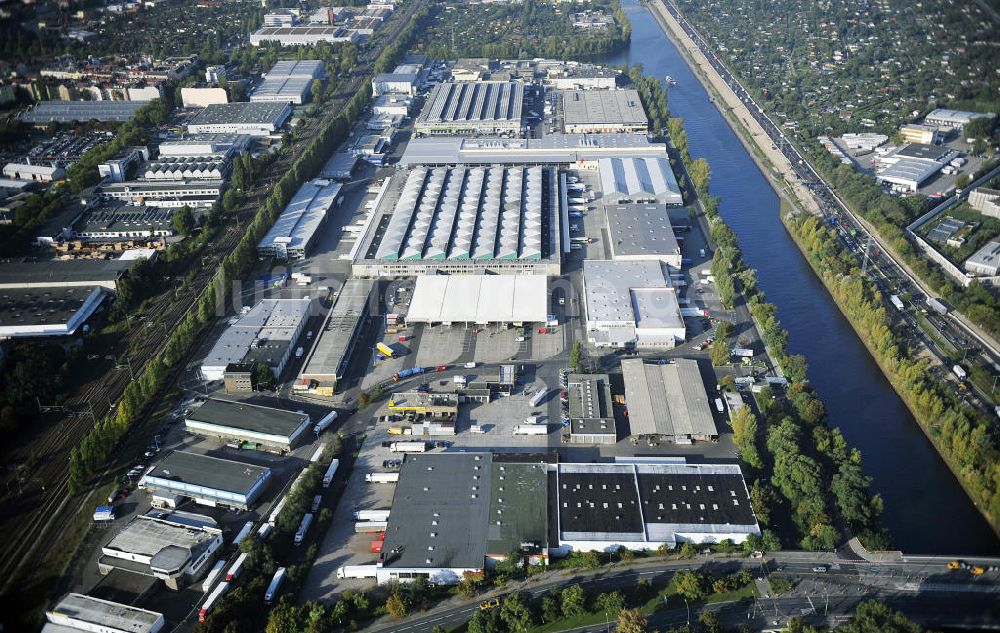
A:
598,156,683,206
406,275,547,324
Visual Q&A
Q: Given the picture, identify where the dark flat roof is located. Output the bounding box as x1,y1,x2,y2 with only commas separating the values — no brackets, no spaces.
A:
895,143,950,162
636,471,756,525
381,453,491,570
145,451,270,495
557,471,643,534
0,286,105,327
187,399,309,438
486,462,548,554
0,259,131,286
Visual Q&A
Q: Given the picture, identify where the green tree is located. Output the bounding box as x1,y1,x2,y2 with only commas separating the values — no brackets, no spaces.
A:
386,591,408,618
499,592,534,633
172,205,195,236
569,340,584,374
731,407,763,468
594,591,625,617
710,321,732,366
468,609,502,633
674,571,706,602
253,363,275,391
560,584,587,617
541,594,561,623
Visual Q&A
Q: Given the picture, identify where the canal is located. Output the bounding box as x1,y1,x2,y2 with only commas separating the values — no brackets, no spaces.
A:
596,0,999,553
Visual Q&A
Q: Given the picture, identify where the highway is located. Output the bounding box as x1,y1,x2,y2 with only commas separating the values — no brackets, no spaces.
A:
656,0,1000,418
359,552,1000,633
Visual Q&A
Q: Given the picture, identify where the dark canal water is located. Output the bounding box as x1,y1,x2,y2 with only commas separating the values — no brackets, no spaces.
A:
596,0,999,553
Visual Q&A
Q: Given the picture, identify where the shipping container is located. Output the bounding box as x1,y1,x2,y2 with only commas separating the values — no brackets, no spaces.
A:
265,567,287,604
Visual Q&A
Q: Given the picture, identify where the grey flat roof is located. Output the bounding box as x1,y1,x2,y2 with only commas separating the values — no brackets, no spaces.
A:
187,399,309,438
0,259,130,288
965,240,1000,274
486,462,548,554
417,81,523,126
567,373,615,421
20,100,148,123
300,278,374,381
878,158,942,186
267,59,325,78
399,133,666,166
188,102,290,127
103,514,217,559
599,157,682,205
382,453,491,570
584,259,673,323
46,594,162,633
561,89,647,126
145,451,270,495
606,204,681,259
621,358,717,438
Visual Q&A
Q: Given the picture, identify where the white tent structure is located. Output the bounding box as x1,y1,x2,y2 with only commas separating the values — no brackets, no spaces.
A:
405,275,547,324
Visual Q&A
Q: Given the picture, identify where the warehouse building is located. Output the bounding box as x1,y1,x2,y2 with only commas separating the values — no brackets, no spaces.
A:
141,156,229,180
373,72,420,96
3,162,65,183
621,358,717,442
415,81,524,136
969,187,1000,219
583,260,685,348
251,63,323,106
875,143,956,193
899,124,939,145
20,100,149,124
0,258,131,291
964,240,1000,276
158,134,252,158
566,373,617,444
598,156,682,206
374,453,757,584
399,133,668,167
98,514,223,589
321,151,359,180
605,204,682,267
258,179,342,260
72,205,174,241
184,398,311,451
840,132,889,151
200,297,311,381
560,89,648,134
98,180,225,209
267,59,326,80
923,108,995,131
180,86,229,108
43,594,164,633
299,278,376,393
405,275,548,325
353,165,562,276
139,451,272,510
187,102,292,136
373,94,413,117
0,285,109,338
250,25,362,46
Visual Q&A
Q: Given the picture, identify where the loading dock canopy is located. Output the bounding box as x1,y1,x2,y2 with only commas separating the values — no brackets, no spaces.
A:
406,275,547,323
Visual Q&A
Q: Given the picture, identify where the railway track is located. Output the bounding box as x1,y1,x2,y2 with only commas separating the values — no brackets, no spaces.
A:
0,0,425,594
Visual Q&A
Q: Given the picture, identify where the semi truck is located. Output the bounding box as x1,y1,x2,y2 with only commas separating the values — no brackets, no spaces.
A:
256,522,273,540
513,424,547,435
231,521,254,548
294,513,314,545
267,498,286,525
529,389,548,407
376,342,395,358
322,459,340,488
199,582,229,622
313,411,337,435
309,443,327,463
265,567,287,604
390,441,427,453
926,297,948,315
311,494,323,513
201,560,227,592
354,509,391,522
337,565,379,579
365,472,400,483
393,366,425,381
226,552,247,582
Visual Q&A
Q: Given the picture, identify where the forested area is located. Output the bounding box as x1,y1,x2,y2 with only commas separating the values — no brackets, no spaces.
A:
787,212,1000,533
416,0,630,60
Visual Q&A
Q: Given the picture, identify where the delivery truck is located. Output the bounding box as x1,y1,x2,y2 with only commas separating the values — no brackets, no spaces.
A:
376,342,395,358
365,472,400,483
265,567,286,604
322,459,340,488
312,411,337,435
953,365,967,381
294,513,314,545
513,424,548,435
